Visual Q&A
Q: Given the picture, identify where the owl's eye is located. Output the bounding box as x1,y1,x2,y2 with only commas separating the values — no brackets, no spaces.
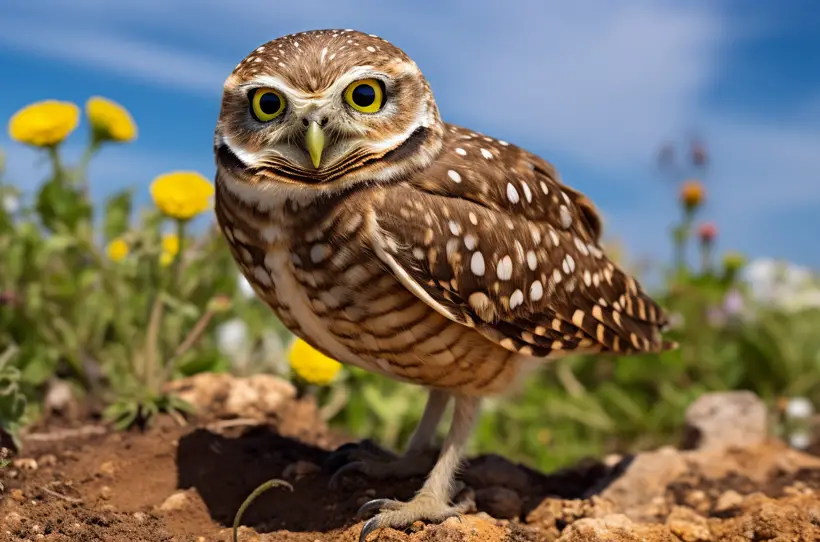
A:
250,88,286,122
344,79,385,113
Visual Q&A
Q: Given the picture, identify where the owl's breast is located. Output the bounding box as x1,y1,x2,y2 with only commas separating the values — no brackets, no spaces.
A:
215,182,522,393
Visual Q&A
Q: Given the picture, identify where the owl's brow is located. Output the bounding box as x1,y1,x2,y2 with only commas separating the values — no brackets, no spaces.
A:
241,66,387,103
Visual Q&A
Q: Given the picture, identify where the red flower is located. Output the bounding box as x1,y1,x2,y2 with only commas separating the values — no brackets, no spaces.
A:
698,222,717,243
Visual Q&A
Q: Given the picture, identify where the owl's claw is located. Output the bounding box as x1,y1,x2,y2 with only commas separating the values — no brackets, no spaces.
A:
356,495,463,542
324,440,437,489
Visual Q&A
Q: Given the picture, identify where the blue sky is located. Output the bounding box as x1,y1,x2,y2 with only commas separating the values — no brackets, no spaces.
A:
1,0,819,275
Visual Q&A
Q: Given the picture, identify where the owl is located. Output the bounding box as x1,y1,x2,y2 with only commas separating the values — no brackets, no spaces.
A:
214,29,675,540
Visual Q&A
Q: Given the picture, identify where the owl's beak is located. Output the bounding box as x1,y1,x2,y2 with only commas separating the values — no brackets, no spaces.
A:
305,121,325,169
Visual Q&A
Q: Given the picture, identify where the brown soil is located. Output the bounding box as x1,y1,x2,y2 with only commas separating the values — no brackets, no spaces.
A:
2,374,820,541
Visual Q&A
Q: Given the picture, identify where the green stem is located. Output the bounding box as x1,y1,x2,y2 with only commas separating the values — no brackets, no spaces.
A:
75,140,100,200
232,480,293,542
46,145,64,183
143,294,165,395
700,242,713,276
164,308,215,382
170,219,186,291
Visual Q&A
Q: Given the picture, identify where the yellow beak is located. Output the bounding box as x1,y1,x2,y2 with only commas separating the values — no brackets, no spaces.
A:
305,121,325,169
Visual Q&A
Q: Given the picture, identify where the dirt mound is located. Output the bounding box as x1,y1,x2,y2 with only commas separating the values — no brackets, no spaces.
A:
2,374,820,541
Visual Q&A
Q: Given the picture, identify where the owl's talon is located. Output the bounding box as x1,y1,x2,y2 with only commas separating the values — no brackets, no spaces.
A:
356,495,462,542
355,498,402,519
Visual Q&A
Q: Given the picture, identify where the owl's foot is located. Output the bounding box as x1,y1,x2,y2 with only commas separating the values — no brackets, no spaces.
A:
325,439,438,489
355,492,470,542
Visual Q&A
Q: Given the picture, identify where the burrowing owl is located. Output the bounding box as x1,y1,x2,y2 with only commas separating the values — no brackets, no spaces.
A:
214,29,674,540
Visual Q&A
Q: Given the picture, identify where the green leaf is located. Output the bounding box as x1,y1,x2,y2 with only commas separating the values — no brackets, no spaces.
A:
103,189,133,241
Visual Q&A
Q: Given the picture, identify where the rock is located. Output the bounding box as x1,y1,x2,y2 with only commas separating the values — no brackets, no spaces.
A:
599,446,687,520
166,373,296,420
526,497,614,531
97,461,116,478
99,486,113,500
44,379,76,415
683,391,768,452
666,506,711,541
159,491,192,512
462,454,530,493
556,514,634,540
12,458,38,472
714,490,744,513
474,486,522,519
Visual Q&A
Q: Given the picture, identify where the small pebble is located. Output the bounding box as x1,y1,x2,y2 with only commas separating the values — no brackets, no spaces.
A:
13,458,38,472
97,461,116,477
714,490,744,512
100,486,113,500
159,491,191,512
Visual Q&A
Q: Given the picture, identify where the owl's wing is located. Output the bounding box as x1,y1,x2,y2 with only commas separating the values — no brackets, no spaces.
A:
366,132,674,358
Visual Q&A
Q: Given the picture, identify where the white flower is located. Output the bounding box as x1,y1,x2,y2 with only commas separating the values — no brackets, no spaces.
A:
785,396,815,420
2,193,19,214
237,274,256,298
789,431,812,450
215,317,249,357
742,258,820,312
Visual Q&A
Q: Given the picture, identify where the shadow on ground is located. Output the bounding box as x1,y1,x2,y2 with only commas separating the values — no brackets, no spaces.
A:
176,425,632,534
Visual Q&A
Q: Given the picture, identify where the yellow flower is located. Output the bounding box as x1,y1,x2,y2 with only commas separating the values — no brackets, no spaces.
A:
159,251,175,267
150,171,214,221
85,96,137,143
106,238,129,262
161,233,180,256
288,338,342,385
8,100,80,147
158,234,181,266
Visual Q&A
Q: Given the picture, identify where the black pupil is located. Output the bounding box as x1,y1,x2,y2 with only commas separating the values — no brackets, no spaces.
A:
352,84,376,107
258,92,281,115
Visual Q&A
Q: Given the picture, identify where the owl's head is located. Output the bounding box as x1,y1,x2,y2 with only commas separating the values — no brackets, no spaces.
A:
215,29,443,197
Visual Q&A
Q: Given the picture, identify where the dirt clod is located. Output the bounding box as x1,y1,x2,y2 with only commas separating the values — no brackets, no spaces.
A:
3,375,820,541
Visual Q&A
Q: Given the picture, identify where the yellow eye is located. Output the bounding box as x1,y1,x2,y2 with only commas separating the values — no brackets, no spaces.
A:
250,88,286,122
344,79,384,113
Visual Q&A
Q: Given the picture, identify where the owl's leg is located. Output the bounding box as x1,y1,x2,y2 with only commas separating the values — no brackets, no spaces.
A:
326,389,451,488
355,394,481,542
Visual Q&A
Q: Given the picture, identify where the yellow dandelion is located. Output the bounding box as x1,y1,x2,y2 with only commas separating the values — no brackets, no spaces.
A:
8,100,80,147
161,233,180,256
288,338,342,386
86,96,137,143
159,251,175,267
106,238,129,262
150,171,214,221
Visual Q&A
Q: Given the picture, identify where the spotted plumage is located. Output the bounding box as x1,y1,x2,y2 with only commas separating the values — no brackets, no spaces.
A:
213,28,675,540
